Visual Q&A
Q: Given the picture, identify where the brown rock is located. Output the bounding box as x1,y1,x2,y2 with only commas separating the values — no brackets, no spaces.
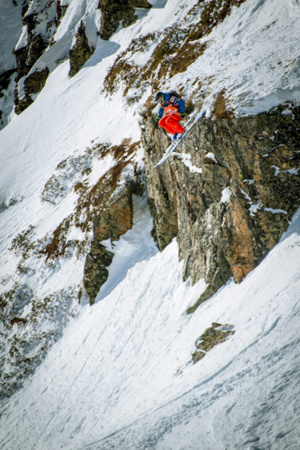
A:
143,104,300,312
130,0,152,7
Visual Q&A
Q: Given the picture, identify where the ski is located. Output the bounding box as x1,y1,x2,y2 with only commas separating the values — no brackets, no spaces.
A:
155,110,206,168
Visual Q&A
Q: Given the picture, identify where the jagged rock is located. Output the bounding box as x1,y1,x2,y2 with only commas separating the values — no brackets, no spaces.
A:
83,243,114,304
0,69,17,126
0,284,79,401
83,183,134,304
0,69,16,93
143,104,300,312
99,0,137,41
142,118,178,249
56,0,68,23
80,142,144,304
14,33,48,80
192,322,235,364
13,1,67,112
69,21,94,77
15,68,49,114
13,8,51,114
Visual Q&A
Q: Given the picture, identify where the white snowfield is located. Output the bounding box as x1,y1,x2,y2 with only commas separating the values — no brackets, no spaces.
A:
0,0,300,448
1,204,300,450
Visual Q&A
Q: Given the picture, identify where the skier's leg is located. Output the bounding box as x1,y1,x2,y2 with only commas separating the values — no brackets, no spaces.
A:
158,116,174,134
165,114,185,134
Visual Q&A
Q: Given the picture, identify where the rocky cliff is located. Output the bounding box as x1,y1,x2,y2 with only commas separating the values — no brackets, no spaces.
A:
143,103,300,312
1,0,299,407
0,0,153,121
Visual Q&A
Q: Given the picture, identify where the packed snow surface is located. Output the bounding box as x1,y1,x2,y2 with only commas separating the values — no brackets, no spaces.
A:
1,207,300,449
0,0,300,448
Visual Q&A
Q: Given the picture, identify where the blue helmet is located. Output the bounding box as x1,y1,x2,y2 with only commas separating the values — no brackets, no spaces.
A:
155,92,164,102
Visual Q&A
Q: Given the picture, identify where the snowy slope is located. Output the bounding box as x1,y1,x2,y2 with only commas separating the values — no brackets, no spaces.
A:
1,205,300,450
1,0,299,252
0,0,300,448
183,0,300,116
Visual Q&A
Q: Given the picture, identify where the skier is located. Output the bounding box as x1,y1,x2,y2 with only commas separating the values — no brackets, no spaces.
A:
154,91,185,140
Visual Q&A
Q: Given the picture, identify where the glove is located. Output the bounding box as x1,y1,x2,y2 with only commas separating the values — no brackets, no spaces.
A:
154,115,160,127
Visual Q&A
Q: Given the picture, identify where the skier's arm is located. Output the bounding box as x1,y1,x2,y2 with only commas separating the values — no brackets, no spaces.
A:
178,99,185,115
156,105,164,120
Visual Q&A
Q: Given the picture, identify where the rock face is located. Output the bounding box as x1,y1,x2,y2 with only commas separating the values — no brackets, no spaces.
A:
14,68,49,114
99,0,137,40
80,141,144,304
83,183,135,304
12,1,59,114
69,21,95,77
14,21,48,80
0,69,17,127
143,104,300,312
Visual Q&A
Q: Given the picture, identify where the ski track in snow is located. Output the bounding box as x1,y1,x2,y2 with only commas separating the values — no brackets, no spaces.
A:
0,210,299,449
0,0,300,448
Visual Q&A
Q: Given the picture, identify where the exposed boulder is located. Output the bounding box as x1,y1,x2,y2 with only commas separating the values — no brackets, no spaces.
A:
14,33,48,80
192,322,235,364
83,243,114,304
14,67,49,114
99,0,137,41
143,103,300,312
69,21,95,77
56,0,68,23
142,118,178,250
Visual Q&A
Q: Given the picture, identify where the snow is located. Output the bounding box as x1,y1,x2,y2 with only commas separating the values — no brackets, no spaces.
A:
221,187,232,203
0,0,300,448
98,194,159,301
264,207,287,215
172,152,203,173
205,152,218,163
240,188,289,216
1,208,300,450
179,0,300,116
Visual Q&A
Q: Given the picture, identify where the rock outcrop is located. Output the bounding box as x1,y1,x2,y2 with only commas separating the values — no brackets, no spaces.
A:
0,69,17,127
14,67,49,114
14,23,48,80
143,103,300,312
83,181,135,304
69,21,95,77
192,322,235,364
99,0,137,40
13,1,59,114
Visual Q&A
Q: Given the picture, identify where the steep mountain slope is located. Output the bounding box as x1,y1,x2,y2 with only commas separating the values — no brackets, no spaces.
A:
1,206,300,449
0,0,300,448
